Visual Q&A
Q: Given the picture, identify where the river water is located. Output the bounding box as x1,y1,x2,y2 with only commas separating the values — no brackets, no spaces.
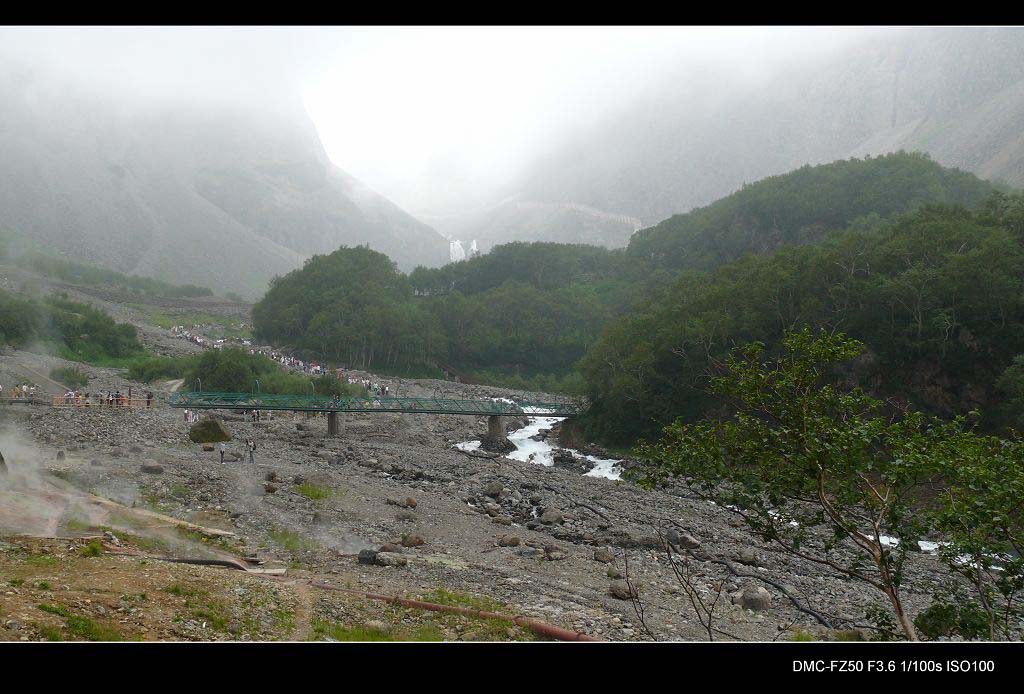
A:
456,413,623,481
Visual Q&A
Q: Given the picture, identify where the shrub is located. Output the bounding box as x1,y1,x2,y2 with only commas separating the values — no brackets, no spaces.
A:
50,366,89,389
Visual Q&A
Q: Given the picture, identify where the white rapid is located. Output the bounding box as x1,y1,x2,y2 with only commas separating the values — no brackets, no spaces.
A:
456,413,623,480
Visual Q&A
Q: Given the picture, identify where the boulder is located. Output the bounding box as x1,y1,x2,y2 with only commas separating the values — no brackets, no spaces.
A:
593,548,615,564
539,509,564,525
497,535,521,547
189,418,231,443
734,585,772,611
479,435,516,455
550,449,595,473
375,552,408,567
736,548,760,567
400,534,426,548
140,463,164,474
609,580,639,600
483,481,504,498
357,549,378,565
544,546,568,561
665,527,701,550
598,527,660,549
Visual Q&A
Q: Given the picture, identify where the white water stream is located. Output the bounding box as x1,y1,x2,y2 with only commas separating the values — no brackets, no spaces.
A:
456,412,623,481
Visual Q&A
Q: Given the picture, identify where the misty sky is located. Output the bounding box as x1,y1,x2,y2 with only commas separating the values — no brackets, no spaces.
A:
0,25,886,214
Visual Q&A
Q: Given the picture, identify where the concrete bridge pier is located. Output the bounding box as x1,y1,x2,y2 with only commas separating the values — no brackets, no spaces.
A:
328,411,340,437
481,414,516,454
487,415,504,440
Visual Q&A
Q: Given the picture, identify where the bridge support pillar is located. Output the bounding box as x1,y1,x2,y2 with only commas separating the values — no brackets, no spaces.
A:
328,411,340,437
487,415,504,439
481,415,516,454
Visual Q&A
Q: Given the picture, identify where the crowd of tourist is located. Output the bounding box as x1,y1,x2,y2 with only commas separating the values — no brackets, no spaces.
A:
3,382,39,399
57,388,154,407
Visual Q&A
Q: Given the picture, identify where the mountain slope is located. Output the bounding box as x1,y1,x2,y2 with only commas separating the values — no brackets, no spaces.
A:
451,27,1024,250
627,152,997,271
0,60,448,298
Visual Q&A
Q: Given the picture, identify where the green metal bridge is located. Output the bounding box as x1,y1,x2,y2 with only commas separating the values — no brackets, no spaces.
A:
166,391,582,417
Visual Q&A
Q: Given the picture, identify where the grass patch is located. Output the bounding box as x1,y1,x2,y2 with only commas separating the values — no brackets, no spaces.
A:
163,583,231,632
36,623,64,641
268,529,318,554
37,603,122,641
310,618,445,642
421,587,504,613
129,306,252,339
294,483,333,501
63,518,95,533
21,553,59,567
78,539,103,557
419,587,533,641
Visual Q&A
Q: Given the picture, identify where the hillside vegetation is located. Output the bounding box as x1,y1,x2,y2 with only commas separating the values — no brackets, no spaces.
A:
584,191,1024,443
0,231,214,299
0,290,144,365
253,153,1012,409
627,152,995,272
253,242,645,390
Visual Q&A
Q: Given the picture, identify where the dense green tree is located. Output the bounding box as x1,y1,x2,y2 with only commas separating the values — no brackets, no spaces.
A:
581,196,1024,443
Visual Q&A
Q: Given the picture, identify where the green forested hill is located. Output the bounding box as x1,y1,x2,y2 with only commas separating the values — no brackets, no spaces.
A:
251,243,629,389
252,153,1024,443
409,241,630,295
582,193,1024,443
627,152,996,272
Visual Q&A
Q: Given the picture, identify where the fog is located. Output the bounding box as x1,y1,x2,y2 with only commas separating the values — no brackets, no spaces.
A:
0,25,887,216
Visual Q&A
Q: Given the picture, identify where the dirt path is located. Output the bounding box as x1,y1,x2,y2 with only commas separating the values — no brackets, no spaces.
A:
284,579,317,640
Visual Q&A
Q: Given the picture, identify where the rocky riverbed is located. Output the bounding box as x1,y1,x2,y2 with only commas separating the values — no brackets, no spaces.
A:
0,360,963,642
